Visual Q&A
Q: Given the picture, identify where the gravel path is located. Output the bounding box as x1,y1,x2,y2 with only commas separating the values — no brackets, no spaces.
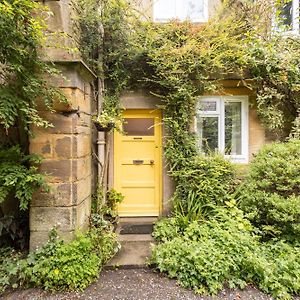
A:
1,268,276,300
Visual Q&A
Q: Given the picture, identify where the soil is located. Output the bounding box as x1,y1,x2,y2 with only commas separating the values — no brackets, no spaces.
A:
1,268,277,300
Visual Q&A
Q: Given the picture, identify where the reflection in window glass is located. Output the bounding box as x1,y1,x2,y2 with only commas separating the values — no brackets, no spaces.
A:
281,2,293,26
199,100,217,112
123,118,154,136
186,0,205,21
225,102,242,155
198,117,219,153
153,0,207,22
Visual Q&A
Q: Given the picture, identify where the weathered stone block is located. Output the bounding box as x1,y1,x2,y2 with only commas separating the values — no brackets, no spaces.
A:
73,134,91,158
30,230,75,252
75,196,91,229
30,206,75,232
76,175,92,204
39,159,72,182
30,136,53,159
54,87,91,113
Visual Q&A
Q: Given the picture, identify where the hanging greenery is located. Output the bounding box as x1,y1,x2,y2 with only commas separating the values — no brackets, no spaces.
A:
0,0,64,136
0,0,64,212
74,0,300,215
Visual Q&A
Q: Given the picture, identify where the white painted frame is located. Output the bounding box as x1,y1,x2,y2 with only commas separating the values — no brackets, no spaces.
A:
274,0,300,34
197,96,249,164
153,0,209,23
291,0,300,33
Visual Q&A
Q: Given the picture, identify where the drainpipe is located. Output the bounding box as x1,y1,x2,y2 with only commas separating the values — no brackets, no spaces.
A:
97,15,107,205
97,77,106,205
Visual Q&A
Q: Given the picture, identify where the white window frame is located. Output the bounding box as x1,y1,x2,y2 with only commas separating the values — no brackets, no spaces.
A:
197,96,249,164
153,0,209,23
276,0,300,34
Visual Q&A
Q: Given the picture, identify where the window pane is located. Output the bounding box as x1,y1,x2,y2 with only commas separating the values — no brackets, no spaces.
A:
280,2,293,26
153,0,176,21
225,102,242,155
123,118,154,136
198,116,219,153
186,0,205,21
199,100,217,112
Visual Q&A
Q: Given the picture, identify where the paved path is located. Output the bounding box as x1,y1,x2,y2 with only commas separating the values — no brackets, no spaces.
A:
2,269,275,300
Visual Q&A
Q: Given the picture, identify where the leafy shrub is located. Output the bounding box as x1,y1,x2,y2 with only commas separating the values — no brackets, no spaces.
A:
238,139,300,239
0,247,26,293
0,226,119,293
0,212,29,249
150,208,300,299
24,228,119,291
172,154,236,220
25,233,100,291
0,146,48,210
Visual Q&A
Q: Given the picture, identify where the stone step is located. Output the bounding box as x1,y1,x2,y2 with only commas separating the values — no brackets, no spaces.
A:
105,239,155,269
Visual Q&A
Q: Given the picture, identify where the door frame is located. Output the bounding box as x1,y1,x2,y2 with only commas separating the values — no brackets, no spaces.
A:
113,109,163,216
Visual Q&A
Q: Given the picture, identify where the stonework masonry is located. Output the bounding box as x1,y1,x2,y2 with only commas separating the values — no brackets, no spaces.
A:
29,0,97,250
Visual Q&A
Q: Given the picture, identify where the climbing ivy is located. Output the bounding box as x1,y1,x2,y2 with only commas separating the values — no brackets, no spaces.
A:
74,0,300,211
0,1,64,213
0,0,64,136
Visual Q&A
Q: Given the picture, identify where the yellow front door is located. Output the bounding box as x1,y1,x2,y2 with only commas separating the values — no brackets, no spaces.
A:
114,109,162,216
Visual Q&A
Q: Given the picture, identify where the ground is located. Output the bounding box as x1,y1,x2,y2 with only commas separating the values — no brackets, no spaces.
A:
2,268,275,300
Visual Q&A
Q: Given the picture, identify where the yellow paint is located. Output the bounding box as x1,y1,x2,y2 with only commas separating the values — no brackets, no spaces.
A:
114,109,162,216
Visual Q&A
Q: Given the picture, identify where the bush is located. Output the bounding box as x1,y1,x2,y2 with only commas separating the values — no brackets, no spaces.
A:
24,228,119,291
0,247,26,293
0,226,119,293
150,208,300,299
0,146,48,210
238,139,300,239
172,154,236,220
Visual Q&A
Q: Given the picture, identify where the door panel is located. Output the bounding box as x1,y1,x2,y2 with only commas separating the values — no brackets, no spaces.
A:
114,110,162,216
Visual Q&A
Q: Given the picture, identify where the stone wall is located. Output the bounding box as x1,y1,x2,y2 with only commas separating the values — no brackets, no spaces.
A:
29,62,96,250
29,0,97,250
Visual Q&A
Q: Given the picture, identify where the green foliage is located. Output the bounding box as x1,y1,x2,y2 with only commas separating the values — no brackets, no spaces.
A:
25,232,100,291
0,146,48,210
238,139,300,240
0,0,64,132
0,212,29,249
23,227,118,291
151,208,300,299
0,210,119,293
172,154,236,221
0,247,26,293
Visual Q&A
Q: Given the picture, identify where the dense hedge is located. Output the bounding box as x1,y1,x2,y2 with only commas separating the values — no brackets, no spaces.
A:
238,139,300,240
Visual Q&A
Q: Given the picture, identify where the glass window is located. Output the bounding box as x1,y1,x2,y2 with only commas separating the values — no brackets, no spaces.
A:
225,102,242,155
197,96,249,163
123,118,154,136
197,116,219,154
278,0,299,33
199,100,217,112
153,0,208,23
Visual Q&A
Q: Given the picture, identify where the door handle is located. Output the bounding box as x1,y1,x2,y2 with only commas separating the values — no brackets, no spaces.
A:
133,159,144,165
150,160,154,165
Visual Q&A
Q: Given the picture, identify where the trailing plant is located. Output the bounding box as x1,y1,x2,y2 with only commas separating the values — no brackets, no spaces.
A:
238,139,300,240
0,0,65,134
0,146,48,210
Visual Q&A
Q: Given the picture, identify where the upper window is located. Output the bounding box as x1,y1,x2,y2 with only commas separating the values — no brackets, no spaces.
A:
196,96,249,163
153,0,208,23
278,0,299,33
